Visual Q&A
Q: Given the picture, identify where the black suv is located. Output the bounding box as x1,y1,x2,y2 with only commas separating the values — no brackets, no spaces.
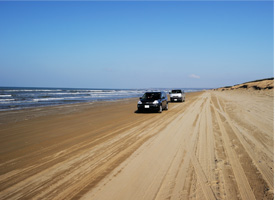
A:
137,91,168,113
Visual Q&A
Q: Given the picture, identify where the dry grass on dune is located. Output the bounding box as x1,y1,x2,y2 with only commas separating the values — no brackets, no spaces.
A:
215,78,274,91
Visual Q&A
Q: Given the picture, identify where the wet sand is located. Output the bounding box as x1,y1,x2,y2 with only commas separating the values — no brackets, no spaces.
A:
0,90,273,199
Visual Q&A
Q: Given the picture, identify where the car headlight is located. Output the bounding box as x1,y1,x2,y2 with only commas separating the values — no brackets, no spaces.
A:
138,100,142,104
153,100,159,104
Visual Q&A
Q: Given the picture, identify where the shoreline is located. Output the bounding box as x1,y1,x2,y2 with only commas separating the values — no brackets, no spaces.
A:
0,91,205,124
0,87,208,112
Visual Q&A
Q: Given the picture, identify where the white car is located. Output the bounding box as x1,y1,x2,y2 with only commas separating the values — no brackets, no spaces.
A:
170,89,185,102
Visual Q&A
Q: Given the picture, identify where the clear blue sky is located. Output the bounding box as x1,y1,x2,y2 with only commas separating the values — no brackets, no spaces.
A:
0,1,273,89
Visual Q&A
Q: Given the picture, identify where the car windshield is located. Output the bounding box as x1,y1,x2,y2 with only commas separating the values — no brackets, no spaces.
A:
142,92,161,100
171,90,182,93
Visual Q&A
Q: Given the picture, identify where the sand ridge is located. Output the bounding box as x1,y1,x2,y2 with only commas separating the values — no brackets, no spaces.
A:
0,90,273,199
215,78,274,91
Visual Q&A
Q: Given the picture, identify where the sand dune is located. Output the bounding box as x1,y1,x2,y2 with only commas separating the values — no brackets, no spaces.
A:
216,78,274,91
0,89,273,199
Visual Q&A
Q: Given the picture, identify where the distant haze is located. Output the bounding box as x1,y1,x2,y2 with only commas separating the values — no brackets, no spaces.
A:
0,1,273,89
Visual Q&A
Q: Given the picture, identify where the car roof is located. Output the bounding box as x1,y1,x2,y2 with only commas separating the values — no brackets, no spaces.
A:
145,91,164,93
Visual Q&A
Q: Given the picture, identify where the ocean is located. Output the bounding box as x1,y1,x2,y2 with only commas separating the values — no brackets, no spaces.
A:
0,87,207,111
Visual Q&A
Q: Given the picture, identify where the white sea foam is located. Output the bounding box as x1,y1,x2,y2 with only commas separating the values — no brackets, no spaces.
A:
63,96,87,100
0,99,15,102
87,90,105,92
46,93,84,95
89,91,117,94
33,98,65,102
5,90,62,92
0,95,12,97
88,95,109,98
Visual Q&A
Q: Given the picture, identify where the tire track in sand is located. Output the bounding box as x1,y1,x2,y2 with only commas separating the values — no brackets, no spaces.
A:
212,95,256,200
153,95,206,200
213,92,274,191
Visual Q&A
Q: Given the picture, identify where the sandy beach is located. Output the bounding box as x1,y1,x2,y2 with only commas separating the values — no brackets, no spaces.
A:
0,86,273,199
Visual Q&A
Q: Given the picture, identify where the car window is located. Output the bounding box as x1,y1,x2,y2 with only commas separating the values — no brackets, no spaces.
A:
171,90,181,93
142,92,161,100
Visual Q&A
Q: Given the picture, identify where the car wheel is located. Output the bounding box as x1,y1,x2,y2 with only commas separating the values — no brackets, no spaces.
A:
159,105,162,113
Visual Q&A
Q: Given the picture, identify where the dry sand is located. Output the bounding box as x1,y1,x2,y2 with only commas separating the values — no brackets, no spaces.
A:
0,88,273,199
